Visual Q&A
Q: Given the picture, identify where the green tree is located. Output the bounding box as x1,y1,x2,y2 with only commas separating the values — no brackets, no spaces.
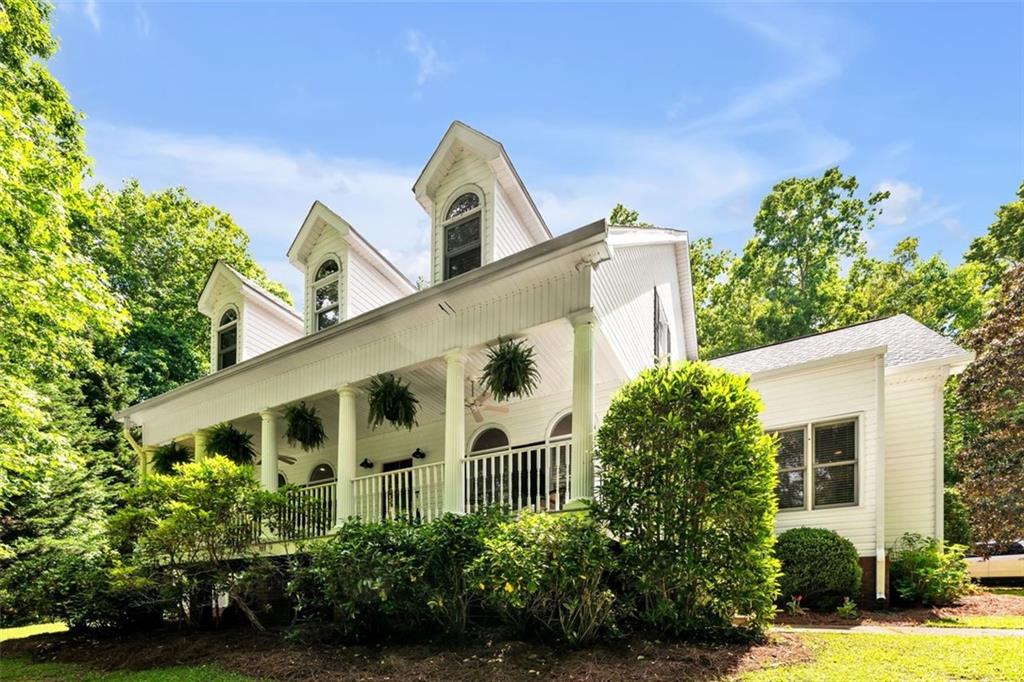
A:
608,203,652,227
0,0,122,593
966,181,1024,290
841,237,988,339
736,168,889,343
955,263,1024,554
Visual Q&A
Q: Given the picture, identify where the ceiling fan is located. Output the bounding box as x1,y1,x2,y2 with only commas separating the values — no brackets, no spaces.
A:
465,380,509,423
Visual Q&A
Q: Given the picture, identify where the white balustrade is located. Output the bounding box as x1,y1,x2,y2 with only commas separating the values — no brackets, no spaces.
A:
278,480,336,540
462,438,572,514
352,462,445,523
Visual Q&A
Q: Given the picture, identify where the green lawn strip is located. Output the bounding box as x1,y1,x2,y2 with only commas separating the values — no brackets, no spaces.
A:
0,658,254,682
985,586,1024,598
923,615,1024,629
0,623,68,642
737,632,1024,681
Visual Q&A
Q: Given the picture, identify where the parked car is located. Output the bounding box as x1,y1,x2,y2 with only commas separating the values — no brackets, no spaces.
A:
967,541,1024,580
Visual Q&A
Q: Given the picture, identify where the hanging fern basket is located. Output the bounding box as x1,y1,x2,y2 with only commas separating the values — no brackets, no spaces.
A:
367,373,419,430
151,441,191,475
284,401,327,452
481,337,540,402
205,423,256,465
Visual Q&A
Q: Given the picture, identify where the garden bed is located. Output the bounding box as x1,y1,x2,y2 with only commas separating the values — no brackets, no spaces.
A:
2,627,807,682
773,591,1024,628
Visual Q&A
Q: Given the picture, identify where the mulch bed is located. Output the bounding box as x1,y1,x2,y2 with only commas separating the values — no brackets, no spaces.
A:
3,627,809,681
774,592,1024,628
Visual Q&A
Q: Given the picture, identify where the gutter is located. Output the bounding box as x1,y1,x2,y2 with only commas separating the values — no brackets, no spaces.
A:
116,218,609,421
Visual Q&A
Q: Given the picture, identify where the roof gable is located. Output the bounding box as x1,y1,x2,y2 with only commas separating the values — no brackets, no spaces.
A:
197,261,299,321
413,121,551,243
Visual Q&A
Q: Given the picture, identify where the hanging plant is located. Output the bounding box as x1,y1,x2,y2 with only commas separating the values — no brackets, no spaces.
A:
367,373,419,430
481,337,540,402
284,401,327,452
205,423,256,465
151,441,191,475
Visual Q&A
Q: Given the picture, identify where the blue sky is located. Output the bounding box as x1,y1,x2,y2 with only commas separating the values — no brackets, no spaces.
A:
53,2,1022,304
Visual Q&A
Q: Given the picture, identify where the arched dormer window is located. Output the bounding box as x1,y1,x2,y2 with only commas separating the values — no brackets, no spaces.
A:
216,308,238,370
443,192,482,280
313,258,341,331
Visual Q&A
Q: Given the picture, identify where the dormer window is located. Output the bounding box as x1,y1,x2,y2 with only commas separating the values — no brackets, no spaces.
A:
443,192,482,280
313,258,340,331
217,308,238,370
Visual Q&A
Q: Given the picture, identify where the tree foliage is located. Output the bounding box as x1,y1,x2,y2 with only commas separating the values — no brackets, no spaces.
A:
966,181,1024,290
593,362,779,636
608,203,652,227
955,263,1024,553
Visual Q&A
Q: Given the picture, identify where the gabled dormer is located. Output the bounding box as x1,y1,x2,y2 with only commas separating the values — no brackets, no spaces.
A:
287,201,416,335
198,261,303,372
413,121,551,286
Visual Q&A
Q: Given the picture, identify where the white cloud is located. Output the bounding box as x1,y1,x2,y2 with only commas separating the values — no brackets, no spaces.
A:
404,30,450,86
875,179,924,226
134,4,151,37
85,123,430,306
83,0,101,31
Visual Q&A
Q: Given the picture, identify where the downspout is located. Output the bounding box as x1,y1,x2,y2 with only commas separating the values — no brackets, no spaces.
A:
875,355,887,603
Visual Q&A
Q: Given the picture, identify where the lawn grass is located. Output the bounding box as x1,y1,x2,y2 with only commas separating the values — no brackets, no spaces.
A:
0,622,68,642
738,632,1024,681
0,658,253,681
985,586,1024,598
923,614,1024,629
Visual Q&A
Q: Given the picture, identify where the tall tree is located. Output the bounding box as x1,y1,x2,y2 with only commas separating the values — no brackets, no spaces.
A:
965,181,1024,291
955,263,1024,553
736,168,889,343
608,203,652,227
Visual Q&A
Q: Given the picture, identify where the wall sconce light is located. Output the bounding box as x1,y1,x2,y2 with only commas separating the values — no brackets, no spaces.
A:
359,458,374,469
411,447,426,460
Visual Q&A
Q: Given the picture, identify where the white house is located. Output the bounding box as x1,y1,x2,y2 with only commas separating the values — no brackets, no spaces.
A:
115,121,971,602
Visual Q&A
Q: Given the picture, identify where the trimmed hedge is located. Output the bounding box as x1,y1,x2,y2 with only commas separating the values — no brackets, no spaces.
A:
775,527,862,610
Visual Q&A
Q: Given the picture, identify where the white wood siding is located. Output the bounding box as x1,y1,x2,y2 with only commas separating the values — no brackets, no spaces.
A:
884,369,946,543
241,298,302,360
493,183,535,260
430,153,494,285
347,251,408,318
592,244,684,378
140,266,592,444
750,355,882,556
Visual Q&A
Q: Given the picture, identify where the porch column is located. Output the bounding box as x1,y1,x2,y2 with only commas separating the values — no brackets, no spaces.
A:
193,429,208,461
336,386,357,524
444,350,466,514
259,409,280,491
567,310,596,510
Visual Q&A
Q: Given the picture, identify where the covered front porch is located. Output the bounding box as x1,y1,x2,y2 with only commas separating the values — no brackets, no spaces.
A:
143,313,622,542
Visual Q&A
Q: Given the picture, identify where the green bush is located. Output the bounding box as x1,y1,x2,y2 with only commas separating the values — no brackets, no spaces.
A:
291,519,427,639
775,527,862,610
593,362,779,637
890,532,971,606
419,508,508,636
468,511,616,645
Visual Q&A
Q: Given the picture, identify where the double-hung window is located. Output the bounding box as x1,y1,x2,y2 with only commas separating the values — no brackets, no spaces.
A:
313,258,340,331
443,192,482,280
216,308,238,370
653,288,671,363
770,419,857,511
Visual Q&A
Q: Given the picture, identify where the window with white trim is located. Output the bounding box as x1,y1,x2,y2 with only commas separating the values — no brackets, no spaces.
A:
770,419,857,511
216,308,238,370
442,192,482,280
471,427,510,454
312,258,341,331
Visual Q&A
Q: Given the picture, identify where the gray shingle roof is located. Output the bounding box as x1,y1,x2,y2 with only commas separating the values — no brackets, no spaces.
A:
709,314,970,375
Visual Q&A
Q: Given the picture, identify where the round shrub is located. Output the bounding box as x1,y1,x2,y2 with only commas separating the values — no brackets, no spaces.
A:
594,362,779,637
468,511,616,646
775,527,861,610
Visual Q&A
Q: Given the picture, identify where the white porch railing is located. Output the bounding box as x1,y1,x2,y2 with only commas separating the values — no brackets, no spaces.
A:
279,480,336,540
352,462,445,523
462,438,572,514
